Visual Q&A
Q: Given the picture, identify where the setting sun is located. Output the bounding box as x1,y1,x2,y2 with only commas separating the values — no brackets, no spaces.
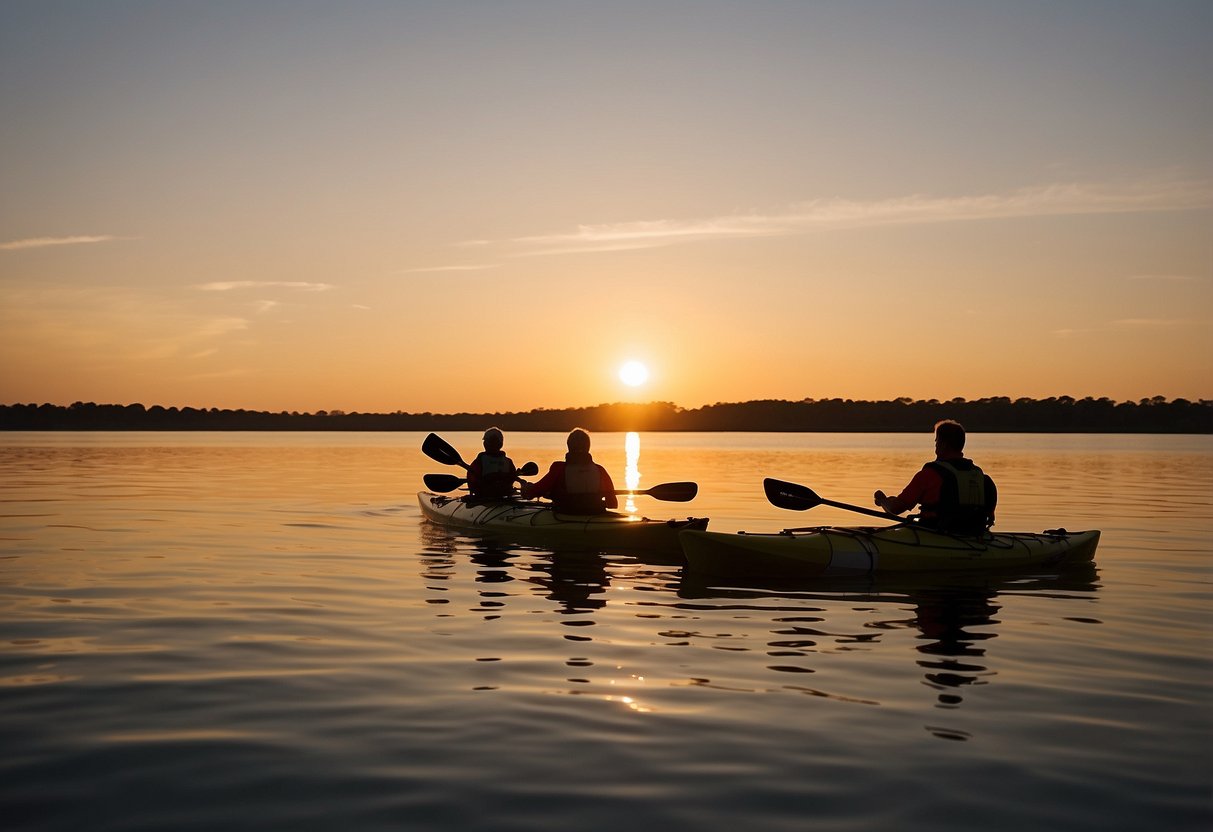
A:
619,361,650,387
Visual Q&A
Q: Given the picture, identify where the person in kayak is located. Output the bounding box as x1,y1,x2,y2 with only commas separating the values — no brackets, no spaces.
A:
873,419,997,535
466,427,519,500
523,428,619,515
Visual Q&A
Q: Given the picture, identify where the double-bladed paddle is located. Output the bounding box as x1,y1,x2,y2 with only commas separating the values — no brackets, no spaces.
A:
423,473,697,503
424,473,467,493
422,432,469,470
763,477,907,522
422,431,537,483
423,461,540,493
620,482,698,502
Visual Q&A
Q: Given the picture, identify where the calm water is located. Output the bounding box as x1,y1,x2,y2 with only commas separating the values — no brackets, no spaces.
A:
1,431,1210,832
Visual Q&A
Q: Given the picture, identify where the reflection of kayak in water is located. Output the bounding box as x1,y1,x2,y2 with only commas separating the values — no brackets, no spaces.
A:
418,491,708,553
677,561,1100,599
679,525,1100,578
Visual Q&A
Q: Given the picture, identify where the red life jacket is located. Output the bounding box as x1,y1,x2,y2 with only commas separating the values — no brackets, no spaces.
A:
553,454,608,515
922,459,997,535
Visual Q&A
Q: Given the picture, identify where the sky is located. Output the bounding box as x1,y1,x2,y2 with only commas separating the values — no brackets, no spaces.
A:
1,0,1210,414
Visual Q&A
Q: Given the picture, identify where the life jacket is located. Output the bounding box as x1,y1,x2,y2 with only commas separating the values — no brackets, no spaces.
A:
470,451,516,500
922,459,997,535
553,453,608,515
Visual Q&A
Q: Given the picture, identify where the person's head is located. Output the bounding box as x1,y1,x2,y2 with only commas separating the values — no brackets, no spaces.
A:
934,420,966,454
566,428,591,454
482,426,504,452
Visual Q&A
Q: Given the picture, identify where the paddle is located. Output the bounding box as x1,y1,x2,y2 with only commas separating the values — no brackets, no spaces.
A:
763,477,907,522
616,482,698,502
425,475,697,502
422,432,468,469
423,473,471,493
423,461,540,493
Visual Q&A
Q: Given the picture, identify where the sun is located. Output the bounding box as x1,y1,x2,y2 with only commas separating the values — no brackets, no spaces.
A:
618,360,650,387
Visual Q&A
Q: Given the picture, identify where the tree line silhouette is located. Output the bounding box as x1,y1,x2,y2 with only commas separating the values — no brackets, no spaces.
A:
1,397,1209,433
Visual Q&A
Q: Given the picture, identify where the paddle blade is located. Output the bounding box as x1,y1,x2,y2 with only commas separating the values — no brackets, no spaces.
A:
764,478,822,511
518,461,539,477
642,482,698,502
424,473,467,493
422,433,467,468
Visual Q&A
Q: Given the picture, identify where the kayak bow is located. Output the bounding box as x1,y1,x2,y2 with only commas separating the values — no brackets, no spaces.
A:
418,491,708,553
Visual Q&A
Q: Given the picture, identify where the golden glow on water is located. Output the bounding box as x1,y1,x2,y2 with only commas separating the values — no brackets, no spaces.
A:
624,431,641,514
613,695,653,714
1,431,1211,831
607,670,654,713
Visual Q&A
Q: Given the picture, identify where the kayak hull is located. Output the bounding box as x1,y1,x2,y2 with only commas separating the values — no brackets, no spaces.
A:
418,491,708,553
679,526,1100,578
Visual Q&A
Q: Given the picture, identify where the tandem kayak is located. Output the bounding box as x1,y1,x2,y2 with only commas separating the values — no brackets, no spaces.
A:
679,525,1100,578
418,491,709,553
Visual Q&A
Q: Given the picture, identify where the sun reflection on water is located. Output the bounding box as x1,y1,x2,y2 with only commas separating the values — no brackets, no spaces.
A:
624,431,640,514
606,669,653,712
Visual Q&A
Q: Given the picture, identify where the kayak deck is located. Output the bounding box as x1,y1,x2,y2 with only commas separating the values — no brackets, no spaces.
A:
679,525,1100,577
418,491,708,553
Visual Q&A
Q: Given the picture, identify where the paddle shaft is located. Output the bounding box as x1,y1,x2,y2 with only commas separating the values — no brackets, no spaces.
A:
424,477,694,502
817,496,906,522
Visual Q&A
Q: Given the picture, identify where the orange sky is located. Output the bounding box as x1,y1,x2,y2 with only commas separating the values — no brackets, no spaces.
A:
2,2,1210,413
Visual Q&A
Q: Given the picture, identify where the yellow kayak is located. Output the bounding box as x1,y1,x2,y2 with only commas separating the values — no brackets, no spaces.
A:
418,491,708,553
679,525,1100,577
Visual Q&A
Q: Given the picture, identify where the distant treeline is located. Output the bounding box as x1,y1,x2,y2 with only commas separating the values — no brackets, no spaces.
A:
2,397,1210,433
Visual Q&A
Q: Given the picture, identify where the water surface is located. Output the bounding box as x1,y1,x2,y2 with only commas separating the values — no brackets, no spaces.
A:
2,431,1210,831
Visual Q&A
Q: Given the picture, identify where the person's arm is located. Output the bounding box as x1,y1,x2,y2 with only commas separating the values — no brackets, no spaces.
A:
466,457,483,491
522,463,560,499
874,489,912,515
599,466,618,509
985,476,998,526
874,468,937,515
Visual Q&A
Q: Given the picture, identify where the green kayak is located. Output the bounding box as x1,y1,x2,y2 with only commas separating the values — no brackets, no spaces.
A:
679,525,1100,578
419,491,708,553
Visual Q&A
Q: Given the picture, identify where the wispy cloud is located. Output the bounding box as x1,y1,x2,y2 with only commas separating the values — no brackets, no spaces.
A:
495,179,1213,256
0,235,125,251
195,281,333,292
183,367,255,381
1112,318,1193,327
1055,316,1202,337
396,264,499,274
195,317,250,337
133,317,249,360
0,286,255,365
